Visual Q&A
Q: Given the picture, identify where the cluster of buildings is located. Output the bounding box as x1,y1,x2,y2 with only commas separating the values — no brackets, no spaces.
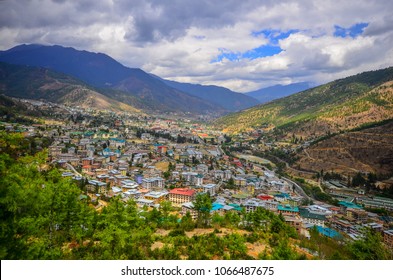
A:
3,106,393,252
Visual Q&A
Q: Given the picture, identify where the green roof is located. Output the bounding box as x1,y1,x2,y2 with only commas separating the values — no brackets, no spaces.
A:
228,203,243,211
339,201,362,209
277,205,299,212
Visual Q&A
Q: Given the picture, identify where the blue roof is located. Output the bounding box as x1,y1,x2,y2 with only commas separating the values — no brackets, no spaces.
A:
275,193,290,198
316,226,341,238
339,201,362,209
211,203,224,211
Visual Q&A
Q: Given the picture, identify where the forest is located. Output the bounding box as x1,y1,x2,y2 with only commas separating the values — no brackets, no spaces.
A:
0,131,391,260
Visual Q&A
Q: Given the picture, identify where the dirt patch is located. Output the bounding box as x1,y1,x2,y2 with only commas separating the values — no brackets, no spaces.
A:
155,162,170,172
155,229,170,236
246,242,266,259
151,241,165,251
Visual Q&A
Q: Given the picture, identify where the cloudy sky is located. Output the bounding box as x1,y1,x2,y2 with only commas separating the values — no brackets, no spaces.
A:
1,0,393,92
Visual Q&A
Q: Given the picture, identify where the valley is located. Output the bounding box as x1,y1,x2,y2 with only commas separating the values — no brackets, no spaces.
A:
1,44,393,261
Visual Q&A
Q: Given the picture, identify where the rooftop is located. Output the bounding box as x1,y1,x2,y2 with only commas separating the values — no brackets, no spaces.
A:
169,188,196,196
339,201,363,209
316,226,341,238
277,205,299,212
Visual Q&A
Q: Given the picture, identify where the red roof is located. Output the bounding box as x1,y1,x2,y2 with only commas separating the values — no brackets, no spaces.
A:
169,188,195,196
257,195,274,201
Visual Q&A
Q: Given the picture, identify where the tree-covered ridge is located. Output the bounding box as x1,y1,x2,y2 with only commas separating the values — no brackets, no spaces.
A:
0,62,139,113
0,132,391,260
215,66,393,135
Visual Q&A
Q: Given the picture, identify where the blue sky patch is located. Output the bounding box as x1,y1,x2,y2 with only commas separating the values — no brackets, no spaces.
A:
211,28,293,63
242,45,282,59
334,22,369,38
252,29,299,44
211,45,282,63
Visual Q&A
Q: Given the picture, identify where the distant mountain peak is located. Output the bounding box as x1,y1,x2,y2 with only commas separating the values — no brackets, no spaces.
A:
246,82,311,104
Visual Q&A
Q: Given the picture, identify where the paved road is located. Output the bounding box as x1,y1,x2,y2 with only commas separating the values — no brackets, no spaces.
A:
281,177,312,201
65,162,83,177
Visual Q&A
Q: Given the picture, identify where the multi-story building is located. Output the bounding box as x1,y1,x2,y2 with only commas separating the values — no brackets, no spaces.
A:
356,196,393,211
277,205,299,216
143,191,168,204
234,176,247,187
142,177,165,190
181,202,198,219
224,170,232,181
299,208,327,227
243,199,265,213
284,216,303,235
346,208,368,223
169,188,196,206
203,184,218,196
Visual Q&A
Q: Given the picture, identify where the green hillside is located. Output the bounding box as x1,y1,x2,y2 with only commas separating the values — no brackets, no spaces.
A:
215,67,393,136
0,62,140,113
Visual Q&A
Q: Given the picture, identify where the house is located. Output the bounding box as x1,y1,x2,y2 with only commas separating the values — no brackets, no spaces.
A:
203,184,218,196
330,219,353,234
121,179,139,192
243,199,265,213
277,204,299,216
214,170,224,180
224,170,232,180
143,191,168,204
299,208,327,227
346,208,368,223
383,229,393,249
196,164,209,174
142,177,165,190
316,226,341,239
182,172,203,186
181,202,198,219
257,194,274,201
87,180,108,195
339,201,363,215
211,203,224,215
234,177,247,187
111,186,122,196
136,198,155,208
284,216,303,235
122,189,141,200
355,196,393,211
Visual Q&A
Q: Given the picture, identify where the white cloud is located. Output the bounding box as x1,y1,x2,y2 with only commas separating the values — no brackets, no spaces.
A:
0,0,393,92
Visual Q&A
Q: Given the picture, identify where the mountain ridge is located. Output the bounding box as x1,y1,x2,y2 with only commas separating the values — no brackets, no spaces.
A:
246,82,311,104
0,44,255,114
0,62,140,113
157,77,260,111
215,66,393,137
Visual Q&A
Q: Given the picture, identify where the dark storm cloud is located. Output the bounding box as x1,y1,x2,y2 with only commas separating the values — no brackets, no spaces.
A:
121,0,263,43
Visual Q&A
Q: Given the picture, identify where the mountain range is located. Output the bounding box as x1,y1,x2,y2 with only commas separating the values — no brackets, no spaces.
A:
0,44,261,114
0,62,140,113
246,82,311,104
158,77,259,111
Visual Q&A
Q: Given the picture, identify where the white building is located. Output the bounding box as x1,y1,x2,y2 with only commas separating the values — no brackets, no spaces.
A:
203,184,218,196
142,177,165,190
